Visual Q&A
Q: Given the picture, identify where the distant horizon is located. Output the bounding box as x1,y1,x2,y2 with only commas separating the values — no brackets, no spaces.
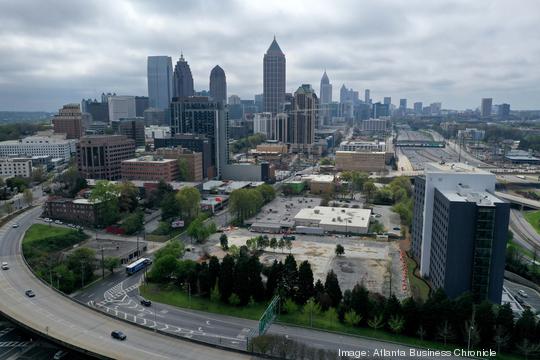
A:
1,0,539,111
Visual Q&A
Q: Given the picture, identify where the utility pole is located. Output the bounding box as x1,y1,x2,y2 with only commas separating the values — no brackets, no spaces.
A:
101,246,105,279
136,231,140,260
80,262,85,288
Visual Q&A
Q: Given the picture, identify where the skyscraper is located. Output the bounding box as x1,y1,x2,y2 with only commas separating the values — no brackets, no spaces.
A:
263,37,286,114
383,97,391,106
290,84,318,149
481,98,493,117
209,65,227,103
53,104,84,139
173,54,194,99
147,56,173,110
414,102,423,115
319,71,332,104
364,89,370,104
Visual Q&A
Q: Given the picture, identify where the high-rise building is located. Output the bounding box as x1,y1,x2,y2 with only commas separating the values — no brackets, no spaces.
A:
82,99,109,123
411,162,509,303
77,135,136,180
290,84,318,148
372,102,389,118
263,37,286,114
135,96,149,117
498,103,510,119
147,56,173,110
413,102,423,115
173,54,194,99
364,89,370,104
399,99,407,110
52,104,84,139
112,118,145,147
228,95,241,105
209,65,227,103
430,102,442,116
481,98,493,117
108,96,136,123
383,97,391,106
253,113,275,139
319,71,332,104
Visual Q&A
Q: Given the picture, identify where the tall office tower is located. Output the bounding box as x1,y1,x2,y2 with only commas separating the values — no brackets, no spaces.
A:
414,102,423,115
170,97,228,177
135,96,149,117
411,163,509,303
101,92,116,104
481,98,493,117
339,85,348,103
52,104,84,139
253,113,275,139
383,97,391,106
399,98,407,110
108,96,136,123
173,54,195,99
147,56,173,110
290,84,318,148
498,103,510,119
77,135,136,180
364,89,370,104
319,71,332,104
263,37,286,114
275,113,289,143
228,95,241,105
372,102,389,118
209,65,227,103
430,102,442,116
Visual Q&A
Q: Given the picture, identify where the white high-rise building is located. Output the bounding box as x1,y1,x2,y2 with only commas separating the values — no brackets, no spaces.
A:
253,113,276,140
108,96,136,123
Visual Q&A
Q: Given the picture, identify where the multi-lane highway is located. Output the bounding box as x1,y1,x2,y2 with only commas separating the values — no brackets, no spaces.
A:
0,207,248,360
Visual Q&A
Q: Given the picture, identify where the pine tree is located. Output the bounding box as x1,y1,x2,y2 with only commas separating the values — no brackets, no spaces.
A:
283,254,299,298
324,270,342,308
297,260,314,305
218,254,235,302
208,256,220,290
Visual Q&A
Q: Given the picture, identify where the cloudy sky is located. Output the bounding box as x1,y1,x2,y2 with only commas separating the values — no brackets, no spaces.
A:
0,0,539,111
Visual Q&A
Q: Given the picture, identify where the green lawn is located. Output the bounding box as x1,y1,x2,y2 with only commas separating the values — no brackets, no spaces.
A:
406,255,430,301
508,238,535,260
23,224,87,254
524,210,540,235
140,283,268,320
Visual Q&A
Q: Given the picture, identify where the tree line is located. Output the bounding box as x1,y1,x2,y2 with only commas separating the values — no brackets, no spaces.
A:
229,184,276,223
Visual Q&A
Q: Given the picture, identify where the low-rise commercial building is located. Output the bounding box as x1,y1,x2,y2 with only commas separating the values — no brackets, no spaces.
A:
294,206,371,234
0,136,77,161
155,147,203,181
339,140,385,152
335,151,386,172
121,156,179,182
43,197,107,227
0,158,32,178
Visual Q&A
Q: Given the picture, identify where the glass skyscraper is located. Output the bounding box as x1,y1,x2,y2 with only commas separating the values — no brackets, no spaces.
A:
263,37,286,114
147,56,173,110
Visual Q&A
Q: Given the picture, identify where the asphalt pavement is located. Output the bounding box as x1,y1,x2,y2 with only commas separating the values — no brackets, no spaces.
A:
504,280,540,312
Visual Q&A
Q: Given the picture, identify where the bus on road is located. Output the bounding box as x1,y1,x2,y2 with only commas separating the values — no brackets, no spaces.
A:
126,258,152,275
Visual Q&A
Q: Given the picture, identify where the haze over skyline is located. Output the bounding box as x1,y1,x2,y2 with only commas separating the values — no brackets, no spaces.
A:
0,0,539,111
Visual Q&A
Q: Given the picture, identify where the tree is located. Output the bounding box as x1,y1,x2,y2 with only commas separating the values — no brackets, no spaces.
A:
104,256,120,274
23,188,33,206
66,247,96,287
278,238,285,253
285,238,293,253
90,180,119,226
476,301,496,347
516,339,540,360
297,261,314,305
362,181,377,203
335,244,344,257
437,320,455,345
324,307,338,326
324,270,342,308
496,302,514,333
283,298,299,314
515,308,537,343
176,187,200,221
369,220,384,234
368,314,384,330
229,188,264,223
220,234,229,250
154,240,184,261
148,255,179,283
160,192,180,220
256,184,276,204
388,315,405,334
269,237,278,251
493,325,511,354
282,254,299,298
416,325,427,341
121,210,144,235
177,158,190,181
219,255,235,302
6,176,29,192
344,310,362,327
118,181,139,212
55,166,87,197
303,298,321,327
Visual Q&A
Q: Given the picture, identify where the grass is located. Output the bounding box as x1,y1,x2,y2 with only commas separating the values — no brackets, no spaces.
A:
508,238,535,260
23,224,87,254
405,255,430,301
524,210,540,235
140,283,268,320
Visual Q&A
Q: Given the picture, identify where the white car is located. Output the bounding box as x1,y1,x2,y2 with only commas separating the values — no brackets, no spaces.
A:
1,262,9,270
518,290,528,298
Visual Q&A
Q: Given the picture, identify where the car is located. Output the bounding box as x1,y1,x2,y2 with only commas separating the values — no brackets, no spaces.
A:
25,289,35,298
53,350,68,360
518,290,529,298
111,330,126,340
54,220,62,224
140,298,152,307
11,223,19,228
1,262,8,270
393,227,401,231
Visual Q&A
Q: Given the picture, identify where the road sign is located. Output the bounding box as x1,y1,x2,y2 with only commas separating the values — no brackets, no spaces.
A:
258,295,279,336
171,219,184,228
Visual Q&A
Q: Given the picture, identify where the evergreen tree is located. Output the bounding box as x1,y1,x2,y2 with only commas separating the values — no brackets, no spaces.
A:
383,294,402,329
208,256,220,290
297,260,314,305
282,254,299,298
218,255,235,302
198,262,211,297
350,283,371,324
324,270,342,308
476,301,496,347
496,303,514,334
233,254,252,305
265,260,281,299
401,297,419,336
514,308,537,343
247,255,265,302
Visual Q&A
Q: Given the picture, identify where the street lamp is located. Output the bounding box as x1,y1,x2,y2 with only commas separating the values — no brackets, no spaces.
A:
467,325,475,352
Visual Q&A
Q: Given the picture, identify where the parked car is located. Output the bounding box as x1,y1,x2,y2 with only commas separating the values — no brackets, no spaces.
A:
1,262,8,270
140,298,152,307
25,289,35,298
111,330,126,340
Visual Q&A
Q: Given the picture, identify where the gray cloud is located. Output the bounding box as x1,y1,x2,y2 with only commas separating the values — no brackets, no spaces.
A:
0,0,538,111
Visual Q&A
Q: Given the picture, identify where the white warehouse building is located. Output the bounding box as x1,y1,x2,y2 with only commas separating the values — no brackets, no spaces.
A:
294,206,371,234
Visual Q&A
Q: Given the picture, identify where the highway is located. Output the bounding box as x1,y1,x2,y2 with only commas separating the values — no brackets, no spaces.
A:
509,209,540,251
0,207,248,360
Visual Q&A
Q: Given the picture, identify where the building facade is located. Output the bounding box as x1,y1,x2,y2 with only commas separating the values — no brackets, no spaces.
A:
481,98,493,117
155,147,203,181
77,135,135,180
121,156,179,182
43,197,107,227
154,135,213,179
290,84,318,149
112,118,145,147
263,37,286,114
0,158,32,178
209,65,227,103
0,136,76,161
147,56,173,110
173,54,194,99
335,151,386,172
108,96,136,123
52,104,84,139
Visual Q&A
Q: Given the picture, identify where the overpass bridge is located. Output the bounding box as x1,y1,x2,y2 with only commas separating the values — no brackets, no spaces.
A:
394,140,446,148
495,191,540,210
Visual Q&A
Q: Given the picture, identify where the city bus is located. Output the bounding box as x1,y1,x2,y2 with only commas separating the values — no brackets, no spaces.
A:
125,258,152,275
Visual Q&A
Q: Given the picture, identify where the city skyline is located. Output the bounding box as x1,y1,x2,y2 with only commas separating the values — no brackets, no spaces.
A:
0,0,539,111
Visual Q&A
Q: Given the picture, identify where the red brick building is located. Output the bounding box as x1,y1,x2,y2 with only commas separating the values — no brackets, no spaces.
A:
121,156,179,182
77,135,135,180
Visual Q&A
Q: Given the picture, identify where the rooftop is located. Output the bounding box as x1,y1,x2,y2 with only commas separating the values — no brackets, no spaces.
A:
425,162,492,175
294,206,371,228
439,188,503,206
123,156,176,164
